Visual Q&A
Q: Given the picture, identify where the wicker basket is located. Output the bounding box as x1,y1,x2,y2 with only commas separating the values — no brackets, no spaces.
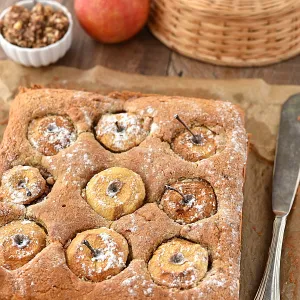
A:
148,0,300,66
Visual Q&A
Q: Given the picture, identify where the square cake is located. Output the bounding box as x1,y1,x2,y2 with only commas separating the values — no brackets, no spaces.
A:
0,88,247,300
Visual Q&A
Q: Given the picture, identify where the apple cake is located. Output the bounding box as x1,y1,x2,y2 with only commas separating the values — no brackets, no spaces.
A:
0,88,247,299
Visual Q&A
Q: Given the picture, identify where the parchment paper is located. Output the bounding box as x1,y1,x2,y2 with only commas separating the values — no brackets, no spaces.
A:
0,60,299,300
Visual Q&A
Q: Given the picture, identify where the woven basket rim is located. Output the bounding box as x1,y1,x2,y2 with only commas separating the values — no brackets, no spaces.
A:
149,0,300,67
175,0,300,18
149,24,300,67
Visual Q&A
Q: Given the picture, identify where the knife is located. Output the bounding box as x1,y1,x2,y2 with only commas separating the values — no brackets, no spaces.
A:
255,94,300,300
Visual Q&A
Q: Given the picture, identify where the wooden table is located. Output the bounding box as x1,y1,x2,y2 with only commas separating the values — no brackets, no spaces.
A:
1,0,300,85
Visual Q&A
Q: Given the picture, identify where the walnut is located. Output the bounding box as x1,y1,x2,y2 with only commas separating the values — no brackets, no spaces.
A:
0,3,69,48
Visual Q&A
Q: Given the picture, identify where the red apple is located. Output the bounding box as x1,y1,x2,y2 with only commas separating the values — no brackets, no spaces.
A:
74,0,150,44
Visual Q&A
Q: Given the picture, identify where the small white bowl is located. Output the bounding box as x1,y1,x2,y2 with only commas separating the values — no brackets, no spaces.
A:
0,0,73,67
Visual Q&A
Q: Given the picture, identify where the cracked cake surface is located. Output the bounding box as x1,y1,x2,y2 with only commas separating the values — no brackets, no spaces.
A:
0,88,247,300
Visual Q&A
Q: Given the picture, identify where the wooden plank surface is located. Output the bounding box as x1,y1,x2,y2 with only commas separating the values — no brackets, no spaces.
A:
0,0,300,84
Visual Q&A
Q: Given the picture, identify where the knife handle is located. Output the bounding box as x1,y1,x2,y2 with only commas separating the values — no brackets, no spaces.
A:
254,215,287,300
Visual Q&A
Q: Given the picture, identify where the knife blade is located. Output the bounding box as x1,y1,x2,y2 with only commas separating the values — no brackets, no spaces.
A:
255,94,300,300
272,94,300,216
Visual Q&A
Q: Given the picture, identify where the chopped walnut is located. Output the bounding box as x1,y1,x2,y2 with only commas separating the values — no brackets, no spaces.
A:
0,3,69,48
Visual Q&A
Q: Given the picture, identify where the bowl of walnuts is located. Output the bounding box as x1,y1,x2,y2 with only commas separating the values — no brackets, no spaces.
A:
0,0,73,67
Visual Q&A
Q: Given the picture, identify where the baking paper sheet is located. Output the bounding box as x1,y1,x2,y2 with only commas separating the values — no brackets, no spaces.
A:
0,60,299,299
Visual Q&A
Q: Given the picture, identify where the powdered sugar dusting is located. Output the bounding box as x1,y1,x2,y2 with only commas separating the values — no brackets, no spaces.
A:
96,113,150,151
60,144,97,187
12,234,30,249
80,108,93,127
28,116,77,156
149,239,208,289
161,180,217,225
73,229,128,281
121,270,155,297
89,232,126,271
0,220,46,263
1,93,247,298
0,166,46,204
150,123,160,134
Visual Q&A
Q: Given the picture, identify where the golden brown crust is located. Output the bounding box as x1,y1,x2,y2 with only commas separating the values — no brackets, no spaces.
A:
0,202,25,227
112,203,182,262
0,88,247,300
